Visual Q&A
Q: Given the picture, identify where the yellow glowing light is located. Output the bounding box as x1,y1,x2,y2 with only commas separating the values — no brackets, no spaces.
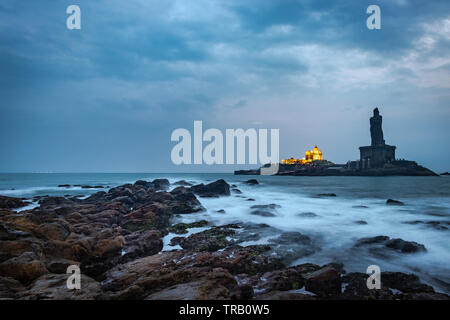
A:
281,145,323,164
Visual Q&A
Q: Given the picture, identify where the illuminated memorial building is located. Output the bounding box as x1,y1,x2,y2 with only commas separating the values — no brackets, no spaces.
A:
281,145,324,165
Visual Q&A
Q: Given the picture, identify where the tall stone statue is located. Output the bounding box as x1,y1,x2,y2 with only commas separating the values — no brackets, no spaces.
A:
370,108,385,146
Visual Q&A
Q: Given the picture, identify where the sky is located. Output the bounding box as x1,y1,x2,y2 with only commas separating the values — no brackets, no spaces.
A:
0,0,449,173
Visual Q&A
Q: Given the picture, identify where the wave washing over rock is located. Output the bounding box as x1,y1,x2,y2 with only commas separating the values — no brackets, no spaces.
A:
0,174,449,300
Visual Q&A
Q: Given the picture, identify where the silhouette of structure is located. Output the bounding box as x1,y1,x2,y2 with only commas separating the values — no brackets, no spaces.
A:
359,108,396,169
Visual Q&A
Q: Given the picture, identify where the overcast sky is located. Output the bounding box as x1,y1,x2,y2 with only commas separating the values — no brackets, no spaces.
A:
0,0,449,173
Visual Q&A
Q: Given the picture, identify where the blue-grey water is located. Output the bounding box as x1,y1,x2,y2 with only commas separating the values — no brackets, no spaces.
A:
1,173,449,293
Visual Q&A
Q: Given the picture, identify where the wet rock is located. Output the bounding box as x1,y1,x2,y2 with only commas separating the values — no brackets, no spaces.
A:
267,232,317,264
45,258,79,274
38,223,70,241
22,273,106,300
175,225,239,252
355,235,389,245
145,269,238,300
386,199,404,206
232,188,242,194
235,284,254,300
403,220,449,231
0,196,29,209
297,212,318,218
250,210,276,217
0,276,26,299
121,230,163,262
240,264,319,296
382,272,434,293
317,193,337,197
152,179,170,190
134,180,153,188
250,204,280,210
0,224,30,241
0,252,49,284
173,180,193,186
385,238,426,253
246,198,255,201
38,196,74,208
216,209,226,213
58,184,71,188
305,266,341,297
269,232,311,245
354,220,368,225
250,204,280,217
169,188,204,213
354,236,426,254
244,179,259,185
352,205,369,209
191,179,230,198
168,220,209,234
257,291,316,300
341,272,395,300
122,205,170,232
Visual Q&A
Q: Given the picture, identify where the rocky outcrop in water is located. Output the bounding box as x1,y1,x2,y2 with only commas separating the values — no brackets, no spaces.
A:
0,179,447,300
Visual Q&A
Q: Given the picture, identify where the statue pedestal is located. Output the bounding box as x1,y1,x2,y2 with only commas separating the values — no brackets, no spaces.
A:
359,145,396,168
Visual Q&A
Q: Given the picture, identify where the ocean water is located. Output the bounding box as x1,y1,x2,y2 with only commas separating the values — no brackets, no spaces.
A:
1,173,449,293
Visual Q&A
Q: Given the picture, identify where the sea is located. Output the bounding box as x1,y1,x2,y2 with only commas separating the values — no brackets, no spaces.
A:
1,173,449,293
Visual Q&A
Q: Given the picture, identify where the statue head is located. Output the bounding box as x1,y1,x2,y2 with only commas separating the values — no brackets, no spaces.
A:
373,108,380,116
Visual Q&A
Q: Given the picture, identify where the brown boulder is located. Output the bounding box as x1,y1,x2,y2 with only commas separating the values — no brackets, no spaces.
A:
22,273,106,300
0,252,49,284
305,266,341,297
145,269,238,300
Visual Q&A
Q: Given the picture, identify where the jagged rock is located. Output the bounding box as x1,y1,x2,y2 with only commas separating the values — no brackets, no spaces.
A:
152,179,170,190
172,225,238,252
0,276,26,299
341,272,396,300
191,179,230,197
386,199,404,206
382,272,434,293
134,180,153,188
250,210,276,217
22,273,106,300
121,230,163,262
385,238,426,253
0,252,49,284
403,220,449,231
249,204,280,217
173,180,193,186
144,269,238,300
168,220,209,234
0,196,29,209
45,258,79,274
297,212,318,218
305,266,341,297
240,264,320,296
355,236,426,254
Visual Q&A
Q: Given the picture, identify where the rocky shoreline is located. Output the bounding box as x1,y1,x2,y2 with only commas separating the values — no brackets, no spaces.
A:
235,163,438,176
0,179,448,300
